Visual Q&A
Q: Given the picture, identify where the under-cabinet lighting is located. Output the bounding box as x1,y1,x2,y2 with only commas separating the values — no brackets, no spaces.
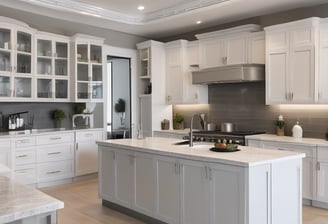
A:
279,105,328,110
196,20,202,24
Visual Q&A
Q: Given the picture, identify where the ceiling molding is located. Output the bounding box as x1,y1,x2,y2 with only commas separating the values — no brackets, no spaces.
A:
19,0,230,24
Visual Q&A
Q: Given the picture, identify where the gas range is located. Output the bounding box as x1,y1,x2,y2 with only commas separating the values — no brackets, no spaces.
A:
186,130,265,146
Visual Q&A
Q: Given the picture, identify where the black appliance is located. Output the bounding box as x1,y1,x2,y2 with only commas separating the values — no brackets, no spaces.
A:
185,130,265,146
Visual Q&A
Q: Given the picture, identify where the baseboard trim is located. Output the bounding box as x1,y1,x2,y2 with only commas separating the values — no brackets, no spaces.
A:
102,200,167,224
73,173,98,182
312,200,328,209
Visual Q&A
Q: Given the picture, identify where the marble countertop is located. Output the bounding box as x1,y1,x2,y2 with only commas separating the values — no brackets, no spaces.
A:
97,137,305,167
246,134,328,146
0,165,64,223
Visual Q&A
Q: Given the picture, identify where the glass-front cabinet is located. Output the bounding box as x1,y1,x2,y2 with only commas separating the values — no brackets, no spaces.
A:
0,21,35,101
71,34,104,102
35,32,70,101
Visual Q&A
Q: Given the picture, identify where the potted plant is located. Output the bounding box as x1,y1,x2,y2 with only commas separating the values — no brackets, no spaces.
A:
276,115,285,136
173,113,184,130
115,98,126,127
53,109,66,128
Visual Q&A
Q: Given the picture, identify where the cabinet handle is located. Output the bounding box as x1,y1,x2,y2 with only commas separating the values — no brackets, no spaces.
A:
205,166,208,180
291,92,294,101
50,137,62,140
317,162,321,171
18,139,30,144
285,92,288,100
167,95,171,102
174,162,180,175
76,143,78,151
113,152,115,161
277,148,284,150
48,152,61,155
47,170,61,175
208,167,212,181
17,154,28,158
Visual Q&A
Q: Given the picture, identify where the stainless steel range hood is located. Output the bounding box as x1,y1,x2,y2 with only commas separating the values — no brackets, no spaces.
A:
192,64,265,84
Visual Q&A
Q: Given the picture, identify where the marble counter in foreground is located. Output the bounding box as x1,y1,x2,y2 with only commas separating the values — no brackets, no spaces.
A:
0,166,63,223
97,137,305,167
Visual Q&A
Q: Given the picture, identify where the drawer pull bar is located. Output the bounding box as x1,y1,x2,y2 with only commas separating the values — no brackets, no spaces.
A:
47,171,61,174
50,137,62,140
18,140,30,144
48,152,61,155
17,155,28,158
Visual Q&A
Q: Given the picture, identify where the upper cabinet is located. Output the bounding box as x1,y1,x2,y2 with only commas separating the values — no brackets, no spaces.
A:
0,19,36,101
35,32,70,101
71,34,104,102
318,19,328,103
165,40,207,104
196,24,262,69
265,18,319,104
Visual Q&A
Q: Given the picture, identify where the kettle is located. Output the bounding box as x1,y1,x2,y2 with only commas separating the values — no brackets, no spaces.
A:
292,121,303,138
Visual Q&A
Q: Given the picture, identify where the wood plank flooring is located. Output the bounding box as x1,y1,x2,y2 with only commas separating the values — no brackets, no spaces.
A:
41,177,328,224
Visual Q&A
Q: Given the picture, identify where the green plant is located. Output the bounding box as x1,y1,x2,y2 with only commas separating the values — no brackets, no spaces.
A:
276,120,285,129
53,109,66,121
114,98,126,113
173,113,184,124
74,103,85,114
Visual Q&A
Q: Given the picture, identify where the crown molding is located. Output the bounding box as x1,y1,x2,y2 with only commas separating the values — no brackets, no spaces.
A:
19,0,230,25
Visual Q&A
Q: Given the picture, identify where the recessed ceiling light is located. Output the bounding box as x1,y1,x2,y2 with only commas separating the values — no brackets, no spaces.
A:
196,20,202,24
138,5,145,11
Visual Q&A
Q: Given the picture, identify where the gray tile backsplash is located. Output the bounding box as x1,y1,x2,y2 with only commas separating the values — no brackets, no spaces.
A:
173,82,328,139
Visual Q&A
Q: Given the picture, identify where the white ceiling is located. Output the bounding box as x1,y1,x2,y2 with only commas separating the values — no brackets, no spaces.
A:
0,0,327,38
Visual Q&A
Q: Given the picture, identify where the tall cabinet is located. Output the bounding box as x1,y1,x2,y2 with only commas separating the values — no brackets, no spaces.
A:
71,34,104,102
0,18,35,101
136,40,172,137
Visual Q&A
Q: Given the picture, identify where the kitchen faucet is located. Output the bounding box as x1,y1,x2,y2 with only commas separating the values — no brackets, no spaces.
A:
189,113,206,147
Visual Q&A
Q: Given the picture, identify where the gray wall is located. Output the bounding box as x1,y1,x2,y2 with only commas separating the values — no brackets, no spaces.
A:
173,83,328,139
160,3,328,42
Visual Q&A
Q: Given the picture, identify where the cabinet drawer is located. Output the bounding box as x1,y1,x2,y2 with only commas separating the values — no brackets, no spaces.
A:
15,164,37,184
76,131,103,141
318,147,328,162
37,132,74,145
37,160,74,182
15,149,36,165
0,139,11,150
15,137,36,148
37,144,73,162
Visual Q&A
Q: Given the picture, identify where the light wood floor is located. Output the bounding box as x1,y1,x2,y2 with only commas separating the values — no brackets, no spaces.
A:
41,177,328,224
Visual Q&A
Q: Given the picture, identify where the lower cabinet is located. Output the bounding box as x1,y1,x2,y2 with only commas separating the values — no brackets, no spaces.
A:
75,130,104,176
99,146,294,224
317,147,328,202
0,139,12,168
251,140,316,200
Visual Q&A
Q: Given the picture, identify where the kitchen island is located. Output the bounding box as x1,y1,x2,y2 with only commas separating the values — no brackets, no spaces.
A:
97,137,305,224
0,164,64,224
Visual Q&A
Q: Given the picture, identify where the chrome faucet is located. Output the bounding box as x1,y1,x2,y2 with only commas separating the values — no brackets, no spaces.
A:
189,114,206,147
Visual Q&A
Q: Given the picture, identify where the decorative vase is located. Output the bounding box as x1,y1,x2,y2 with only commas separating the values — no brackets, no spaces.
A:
173,122,184,130
277,126,284,136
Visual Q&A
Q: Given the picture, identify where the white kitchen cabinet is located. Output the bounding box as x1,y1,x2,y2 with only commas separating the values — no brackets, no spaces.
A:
0,139,12,168
256,140,315,200
155,156,180,224
248,31,265,64
318,20,328,103
115,149,134,208
35,32,70,101
75,130,104,176
165,40,207,104
196,24,261,69
99,147,116,201
265,18,319,104
316,147,328,203
180,159,210,224
0,19,36,101
137,40,171,137
134,152,156,216
71,34,104,102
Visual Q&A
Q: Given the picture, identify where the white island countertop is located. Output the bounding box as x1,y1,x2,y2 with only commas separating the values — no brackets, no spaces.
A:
246,134,328,146
97,137,305,167
0,164,64,223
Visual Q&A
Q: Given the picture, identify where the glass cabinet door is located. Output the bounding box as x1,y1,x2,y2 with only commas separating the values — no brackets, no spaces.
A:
77,82,89,99
37,39,52,75
14,77,31,98
91,83,103,99
77,44,88,62
55,42,68,76
37,78,52,98
0,76,10,97
92,64,102,81
16,31,32,74
0,28,12,72
90,45,102,63
55,79,68,99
